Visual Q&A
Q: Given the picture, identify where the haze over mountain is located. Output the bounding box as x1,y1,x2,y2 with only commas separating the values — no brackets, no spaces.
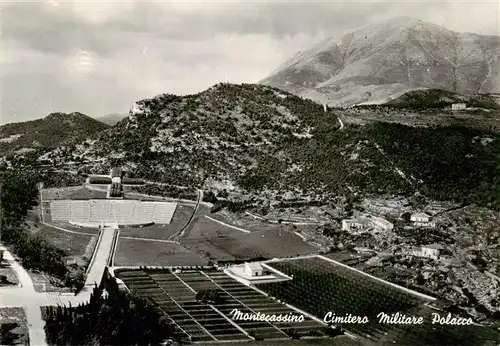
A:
96,113,128,126
261,17,500,106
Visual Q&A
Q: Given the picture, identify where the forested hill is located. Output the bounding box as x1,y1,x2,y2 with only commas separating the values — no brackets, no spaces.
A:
0,112,109,156
51,83,500,209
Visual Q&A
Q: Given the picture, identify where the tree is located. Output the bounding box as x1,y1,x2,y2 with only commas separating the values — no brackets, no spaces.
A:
401,212,411,223
0,322,19,345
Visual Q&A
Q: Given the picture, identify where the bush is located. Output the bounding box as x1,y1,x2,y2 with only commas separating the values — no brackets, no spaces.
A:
203,191,218,203
88,176,111,184
121,177,145,185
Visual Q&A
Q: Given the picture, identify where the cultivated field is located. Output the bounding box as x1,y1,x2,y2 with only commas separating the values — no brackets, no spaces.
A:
258,257,500,345
114,238,208,267
115,269,329,343
180,216,318,262
119,204,195,240
208,336,364,346
258,257,430,343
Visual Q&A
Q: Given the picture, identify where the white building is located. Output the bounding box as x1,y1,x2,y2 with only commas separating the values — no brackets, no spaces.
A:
225,262,290,286
412,243,443,260
342,216,393,232
342,219,366,232
411,212,431,222
451,103,466,111
421,244,443,259
411,212,436,228
368,216,394,231
243,262,264,277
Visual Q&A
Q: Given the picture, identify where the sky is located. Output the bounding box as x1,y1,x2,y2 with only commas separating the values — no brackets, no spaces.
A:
1,0,499,124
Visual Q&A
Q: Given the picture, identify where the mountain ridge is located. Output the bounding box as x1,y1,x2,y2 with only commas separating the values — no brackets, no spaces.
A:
31,83,500,211
0,112,109,156
261,17,500,106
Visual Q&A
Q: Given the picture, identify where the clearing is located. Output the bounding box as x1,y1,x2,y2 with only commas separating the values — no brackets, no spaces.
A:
114,238,208,266
180,216,319,262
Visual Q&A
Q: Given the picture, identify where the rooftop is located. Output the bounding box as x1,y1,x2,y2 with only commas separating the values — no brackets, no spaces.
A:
244,262,263,271
423,243,444,250
411,212,431,218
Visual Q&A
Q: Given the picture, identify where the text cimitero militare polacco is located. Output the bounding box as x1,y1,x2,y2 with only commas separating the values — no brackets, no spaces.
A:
229,309,474,325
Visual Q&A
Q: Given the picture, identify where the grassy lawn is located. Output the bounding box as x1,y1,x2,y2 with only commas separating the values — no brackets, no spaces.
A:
41,186,83,200
45,222,100,235
180,216,319,262
114,238,208,266
119,204,195,240
0,308,29,345
38,224,97,258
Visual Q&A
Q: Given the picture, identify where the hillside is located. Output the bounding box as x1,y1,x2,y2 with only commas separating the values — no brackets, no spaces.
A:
48,83,500,210
385,89,500,110
261,17,500,107
0,112,109,156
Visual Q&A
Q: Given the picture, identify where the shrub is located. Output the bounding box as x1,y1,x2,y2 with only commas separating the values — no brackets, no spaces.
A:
88,176,111,184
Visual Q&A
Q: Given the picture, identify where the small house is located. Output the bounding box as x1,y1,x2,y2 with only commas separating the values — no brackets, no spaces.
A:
451,103,466,111
410,212,436,228
368,216,394,231
411,212,431,223
421,243,444,260
341,219,365,232
243,262,264,277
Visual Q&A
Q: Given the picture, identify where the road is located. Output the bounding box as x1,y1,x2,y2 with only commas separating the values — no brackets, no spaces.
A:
338,115,344,130
0,227,117,345
170,189,203,241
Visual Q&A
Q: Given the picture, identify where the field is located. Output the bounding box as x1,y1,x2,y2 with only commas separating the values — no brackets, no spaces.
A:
209,335,363,346
45,222,100,235
119,204,195,240
123,190,198,203
180,216,318,262
208,211,294,233
258,257,430,343
258,257,500,345
42,186,107,200
115,269,329,343
37,225,97,258
114,238,208,266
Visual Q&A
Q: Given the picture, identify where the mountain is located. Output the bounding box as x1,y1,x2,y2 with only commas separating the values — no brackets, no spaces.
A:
49,83,500,210
261,17,500,107
0,112,109,156
97,113,128,126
